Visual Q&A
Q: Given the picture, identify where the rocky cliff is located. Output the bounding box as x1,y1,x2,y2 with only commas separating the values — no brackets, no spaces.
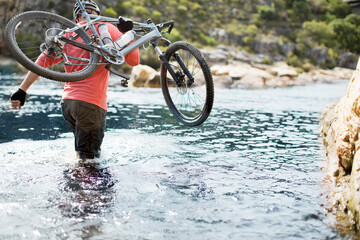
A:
321,57,360,228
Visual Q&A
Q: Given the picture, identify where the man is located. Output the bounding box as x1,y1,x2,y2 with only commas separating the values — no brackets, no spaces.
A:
10,0,140,160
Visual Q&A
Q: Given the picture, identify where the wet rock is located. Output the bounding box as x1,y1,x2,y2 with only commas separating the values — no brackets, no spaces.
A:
269,62,298,78
210,62,251,79
213,75,232,88
310,68,353,83
232,68,272,88
321,57,360,228
232,73,265,88
265,76,297,87
129,64,160,88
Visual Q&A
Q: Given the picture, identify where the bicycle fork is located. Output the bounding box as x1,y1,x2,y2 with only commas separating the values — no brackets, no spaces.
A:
152,43,194,87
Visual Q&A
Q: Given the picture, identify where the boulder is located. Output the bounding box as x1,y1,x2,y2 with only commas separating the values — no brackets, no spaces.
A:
296,72,316,85
233,50,251,63
321,57,360,228
232,67,273,88
254,37,279,54
265,76,297,87
269,62,298,78
251,53,270,64
213,75,233,88
339,52,358,69
229,63,252,80
201,48,228,65
130,64,160,88
247,67,274,80
280,42,295,57
210,64,233,76
333,67,355,80
309,68,353,83
232,73,265,88
211,62,252,80
306,47,328,65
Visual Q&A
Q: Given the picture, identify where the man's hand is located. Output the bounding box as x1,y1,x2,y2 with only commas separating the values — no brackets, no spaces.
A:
117,17,133,33
11,88,26,109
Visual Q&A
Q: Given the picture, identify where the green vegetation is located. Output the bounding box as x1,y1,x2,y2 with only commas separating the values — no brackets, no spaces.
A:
52,0,359,68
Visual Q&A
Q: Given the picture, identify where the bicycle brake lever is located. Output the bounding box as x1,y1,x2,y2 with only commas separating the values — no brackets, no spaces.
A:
167,21,174,34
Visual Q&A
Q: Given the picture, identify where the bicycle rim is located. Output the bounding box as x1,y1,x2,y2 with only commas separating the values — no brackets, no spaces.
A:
161,42,213,126
5,11,98,82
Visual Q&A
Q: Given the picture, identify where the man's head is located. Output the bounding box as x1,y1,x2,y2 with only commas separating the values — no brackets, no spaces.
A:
73,0,101,23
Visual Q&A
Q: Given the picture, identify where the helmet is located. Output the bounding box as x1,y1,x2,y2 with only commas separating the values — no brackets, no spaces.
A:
73,0,101,22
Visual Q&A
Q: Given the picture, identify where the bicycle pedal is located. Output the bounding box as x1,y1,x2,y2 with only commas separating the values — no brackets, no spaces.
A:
121,79,128,87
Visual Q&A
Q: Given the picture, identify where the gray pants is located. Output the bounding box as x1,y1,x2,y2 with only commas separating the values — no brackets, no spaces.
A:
61,99,106,159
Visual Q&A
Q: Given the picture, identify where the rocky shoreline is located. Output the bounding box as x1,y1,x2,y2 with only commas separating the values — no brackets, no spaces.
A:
128,51,354,88
321,58,360,230
0,54,354,88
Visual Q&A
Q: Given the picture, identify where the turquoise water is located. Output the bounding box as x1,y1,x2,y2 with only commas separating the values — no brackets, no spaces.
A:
0,75,350,239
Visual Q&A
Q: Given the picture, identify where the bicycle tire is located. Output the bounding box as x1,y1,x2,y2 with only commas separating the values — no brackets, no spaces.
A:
160,41,214,126
4,11,99,82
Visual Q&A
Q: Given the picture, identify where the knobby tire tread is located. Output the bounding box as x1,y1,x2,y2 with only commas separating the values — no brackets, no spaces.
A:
160,41,214,126
4,11,99,82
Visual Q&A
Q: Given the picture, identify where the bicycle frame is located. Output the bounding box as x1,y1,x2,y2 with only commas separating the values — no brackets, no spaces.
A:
61,0,193,86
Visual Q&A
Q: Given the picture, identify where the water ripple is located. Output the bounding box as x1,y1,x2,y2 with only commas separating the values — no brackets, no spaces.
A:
0,78,350,239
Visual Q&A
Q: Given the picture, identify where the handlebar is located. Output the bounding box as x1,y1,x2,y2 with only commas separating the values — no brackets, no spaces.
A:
133,19,174,34
157,20,174,33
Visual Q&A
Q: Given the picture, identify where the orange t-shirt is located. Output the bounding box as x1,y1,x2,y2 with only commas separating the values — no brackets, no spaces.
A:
36,22,140,110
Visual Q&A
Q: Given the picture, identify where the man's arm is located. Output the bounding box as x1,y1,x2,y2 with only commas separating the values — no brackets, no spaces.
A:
11,51,61,110
11,71,39,110
106,23,140,66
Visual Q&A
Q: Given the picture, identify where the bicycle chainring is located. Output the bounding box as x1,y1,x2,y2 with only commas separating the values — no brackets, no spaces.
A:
102,48,125,65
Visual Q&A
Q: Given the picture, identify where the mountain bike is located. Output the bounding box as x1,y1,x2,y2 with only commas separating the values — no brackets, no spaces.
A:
4,0,214,126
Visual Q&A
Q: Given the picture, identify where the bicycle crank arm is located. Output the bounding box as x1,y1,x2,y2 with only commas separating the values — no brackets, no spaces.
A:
105,65,129,87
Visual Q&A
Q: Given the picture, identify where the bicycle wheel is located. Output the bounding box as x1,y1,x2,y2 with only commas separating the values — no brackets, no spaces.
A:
160,41,214,126
5,11,99,82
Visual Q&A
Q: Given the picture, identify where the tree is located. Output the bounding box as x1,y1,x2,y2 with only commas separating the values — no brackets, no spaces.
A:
331,18,360,53
328,0,351,19
297,20,336,47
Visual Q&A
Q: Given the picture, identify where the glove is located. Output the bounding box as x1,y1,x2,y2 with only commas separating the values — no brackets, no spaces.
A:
117,17,133,33
11,88,27,106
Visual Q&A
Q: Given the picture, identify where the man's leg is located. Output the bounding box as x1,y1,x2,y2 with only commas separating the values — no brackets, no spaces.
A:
61,99,106,159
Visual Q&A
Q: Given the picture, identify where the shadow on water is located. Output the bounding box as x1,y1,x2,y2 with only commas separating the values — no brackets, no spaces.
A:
58,161,116,238
60,161,116,216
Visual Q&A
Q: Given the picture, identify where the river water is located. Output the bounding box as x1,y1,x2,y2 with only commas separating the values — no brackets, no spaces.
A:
0,75,351,239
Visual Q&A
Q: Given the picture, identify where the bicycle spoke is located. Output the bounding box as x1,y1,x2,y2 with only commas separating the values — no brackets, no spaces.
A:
163,46,209,120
